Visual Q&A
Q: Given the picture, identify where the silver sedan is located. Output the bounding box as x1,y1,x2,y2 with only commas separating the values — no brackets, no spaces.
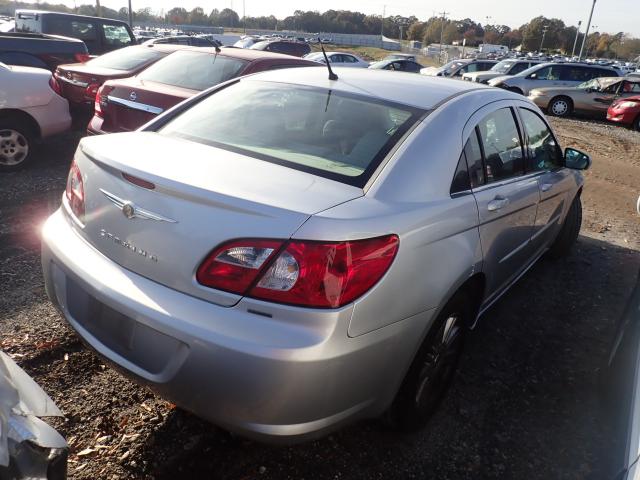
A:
42,67,590,443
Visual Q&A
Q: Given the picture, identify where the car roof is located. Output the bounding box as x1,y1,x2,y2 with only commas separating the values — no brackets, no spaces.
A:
242,66,491,110
177,47,314,63
598,77,635,87
16,9,128,23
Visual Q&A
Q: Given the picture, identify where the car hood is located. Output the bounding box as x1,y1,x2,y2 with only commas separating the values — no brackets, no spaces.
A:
488,74,512,85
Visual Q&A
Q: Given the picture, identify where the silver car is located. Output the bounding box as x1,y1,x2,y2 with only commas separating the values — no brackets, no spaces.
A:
41,68,590,443
488,62,619,95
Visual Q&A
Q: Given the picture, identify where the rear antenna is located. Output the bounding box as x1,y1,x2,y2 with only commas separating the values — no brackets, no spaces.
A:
319,40,338,81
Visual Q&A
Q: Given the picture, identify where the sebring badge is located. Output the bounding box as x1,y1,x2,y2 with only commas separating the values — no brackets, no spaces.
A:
100,229,158,262
100,189,177,223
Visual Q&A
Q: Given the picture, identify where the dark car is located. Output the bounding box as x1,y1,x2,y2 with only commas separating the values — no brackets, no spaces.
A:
89,48,319,135
15,9,135,55
250,40,311,57
55,44,189,108
369,59,423,73
0,31,89,71
141,35,221,48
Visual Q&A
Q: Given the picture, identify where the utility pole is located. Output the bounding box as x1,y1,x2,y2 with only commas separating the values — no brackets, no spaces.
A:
128,0,133,28
243,0,246,34
571,21,582,58
578,0,597,61
540,25,549,53
95,0,101,17
438,10,448,64
380,5,385,39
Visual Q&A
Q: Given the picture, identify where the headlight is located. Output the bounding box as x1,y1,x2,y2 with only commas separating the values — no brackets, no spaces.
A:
618,101,639,108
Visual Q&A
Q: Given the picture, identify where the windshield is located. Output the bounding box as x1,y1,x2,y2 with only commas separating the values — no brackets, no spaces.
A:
233,38,255,48
491,60,515,74
442,61,465,74
138,51,248,91
87,46,163,71
304,52,324,61
158,80,424,187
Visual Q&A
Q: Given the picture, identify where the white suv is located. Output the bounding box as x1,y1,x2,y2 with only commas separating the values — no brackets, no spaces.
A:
0,62,71,171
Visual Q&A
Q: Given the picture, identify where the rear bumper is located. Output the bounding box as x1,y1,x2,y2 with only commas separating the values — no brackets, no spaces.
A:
41,208,427,443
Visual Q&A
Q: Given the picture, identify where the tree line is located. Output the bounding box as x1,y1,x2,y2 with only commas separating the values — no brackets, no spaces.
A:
1,1,638,59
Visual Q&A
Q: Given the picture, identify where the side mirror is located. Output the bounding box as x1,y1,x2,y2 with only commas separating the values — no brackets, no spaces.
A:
528,73,538,79
565,147,591,170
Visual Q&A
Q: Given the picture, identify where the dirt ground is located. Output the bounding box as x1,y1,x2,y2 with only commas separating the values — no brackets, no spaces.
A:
1,117,639,480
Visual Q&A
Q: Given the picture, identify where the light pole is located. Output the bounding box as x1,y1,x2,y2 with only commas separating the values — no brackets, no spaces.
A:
380,5,385,39
128,0,133,28
571,21,582,58
438,10,448,63
540,25,548,53
578,0,597,60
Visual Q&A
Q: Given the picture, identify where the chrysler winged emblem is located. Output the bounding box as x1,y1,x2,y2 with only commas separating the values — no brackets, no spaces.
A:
100,189,177,223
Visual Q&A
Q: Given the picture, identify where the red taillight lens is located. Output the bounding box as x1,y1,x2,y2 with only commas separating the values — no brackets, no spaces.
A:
196,235,399,308
65,160,85,222
196,240,284,294
74,53,91,63
85,83,100,100
94,84,110,117
49,76,63,96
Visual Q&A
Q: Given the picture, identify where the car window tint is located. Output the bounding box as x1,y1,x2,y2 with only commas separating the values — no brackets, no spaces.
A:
138,51,248,91
510,62,529,74
343,55,356,63
602,82,621,94
48,18,98,48
533,66,553,80
159,81,423,187
597,68,616,77
477,108,524,183
464,128,485,188
622,82,640,93
451,152,471,194
103,24,133,47
519,108,562,171
87,46,163,70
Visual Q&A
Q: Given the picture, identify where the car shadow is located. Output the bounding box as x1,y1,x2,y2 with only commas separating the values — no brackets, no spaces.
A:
124,234,639,480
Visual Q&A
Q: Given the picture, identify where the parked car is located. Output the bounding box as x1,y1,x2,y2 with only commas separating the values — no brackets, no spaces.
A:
529,77,640,117
249,40,311,57
420,58,498,78
304,51,369,68
607,95,640,131
0,62,71,170
462,59,541,83
15,9,135,55
488,62,619,96
55,44,189,108
369,58,423,73
141,35,220,48
43,67,590,443
88,48,318,135
0,31,89,71
0,350,67,479
383,53,418,62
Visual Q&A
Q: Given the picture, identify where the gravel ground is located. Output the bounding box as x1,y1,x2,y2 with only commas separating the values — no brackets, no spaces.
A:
1,117,639,479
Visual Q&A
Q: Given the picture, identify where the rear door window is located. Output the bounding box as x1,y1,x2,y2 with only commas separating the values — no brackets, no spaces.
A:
476,108,524,183
509,62,530,74
47,18,98,51
103,23,133,48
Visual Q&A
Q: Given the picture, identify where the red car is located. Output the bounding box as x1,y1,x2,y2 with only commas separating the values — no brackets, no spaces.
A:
89,48,318,135
608,95,640,131
54,44,189,108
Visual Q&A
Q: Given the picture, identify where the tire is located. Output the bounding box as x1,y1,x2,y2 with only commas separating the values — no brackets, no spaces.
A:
548,96,573,117
548,195,582,259
384,290,471,432
507,87,523,95
0,119,36,172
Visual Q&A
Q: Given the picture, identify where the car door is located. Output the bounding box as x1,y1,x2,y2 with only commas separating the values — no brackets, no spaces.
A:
516,106,573,253
466,104,540,301
590,81,624,114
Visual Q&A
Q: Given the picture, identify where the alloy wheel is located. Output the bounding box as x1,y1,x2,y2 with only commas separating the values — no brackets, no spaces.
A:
0,129,29,166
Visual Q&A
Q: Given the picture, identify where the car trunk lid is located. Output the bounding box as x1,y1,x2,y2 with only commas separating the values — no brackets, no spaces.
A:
71,132,363,307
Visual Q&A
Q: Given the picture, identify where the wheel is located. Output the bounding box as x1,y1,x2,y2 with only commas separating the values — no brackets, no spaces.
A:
384,291,471,432
507,87,523,95
0,119,36,171
548,195,582,259
548,96,573,117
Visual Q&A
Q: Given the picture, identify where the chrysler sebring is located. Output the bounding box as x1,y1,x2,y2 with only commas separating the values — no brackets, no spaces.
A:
42,67,590,443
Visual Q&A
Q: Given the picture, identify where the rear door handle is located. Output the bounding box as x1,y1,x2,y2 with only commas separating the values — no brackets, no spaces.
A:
487,196,510,211
540,183,553,192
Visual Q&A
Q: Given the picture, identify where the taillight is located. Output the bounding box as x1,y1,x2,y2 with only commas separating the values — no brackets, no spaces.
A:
94,84,111,117
74,53,91,63
49,76,63,96
196,235,399,308
65,160,85,222
85,83,100,100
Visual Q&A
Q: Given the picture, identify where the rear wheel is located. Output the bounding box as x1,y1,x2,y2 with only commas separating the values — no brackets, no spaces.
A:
384,291,471,432
548,96,573,117
0,120,36,171
548,195,582,259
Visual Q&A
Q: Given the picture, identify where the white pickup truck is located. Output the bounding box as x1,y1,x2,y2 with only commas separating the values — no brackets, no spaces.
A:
0,62,71,171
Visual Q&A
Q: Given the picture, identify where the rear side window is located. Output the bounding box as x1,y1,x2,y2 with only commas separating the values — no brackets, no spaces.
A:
510,62,530,75
87,46,163,70
158,80,424,187
476,108,524,183
464,129,485,188
103,24,133,48
450,153,471,195
138,51,248,91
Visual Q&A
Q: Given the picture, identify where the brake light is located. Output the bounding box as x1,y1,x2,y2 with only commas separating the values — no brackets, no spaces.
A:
94,84,111,117
196,235,399,308
85,83,100,100
65,160,85,222
49,76,63,96
74,53,91,63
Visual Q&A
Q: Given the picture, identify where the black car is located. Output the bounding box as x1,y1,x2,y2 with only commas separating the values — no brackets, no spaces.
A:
369,59,424,73
15,10,135,55
0,31,89,71
249,40,311,58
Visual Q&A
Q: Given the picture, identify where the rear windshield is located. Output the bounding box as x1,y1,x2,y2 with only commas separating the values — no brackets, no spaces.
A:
87,46,163,70
138,50,248,91
158,80,424,187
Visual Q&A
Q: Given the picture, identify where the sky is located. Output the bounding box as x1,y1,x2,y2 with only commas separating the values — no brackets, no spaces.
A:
53,0,640,37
